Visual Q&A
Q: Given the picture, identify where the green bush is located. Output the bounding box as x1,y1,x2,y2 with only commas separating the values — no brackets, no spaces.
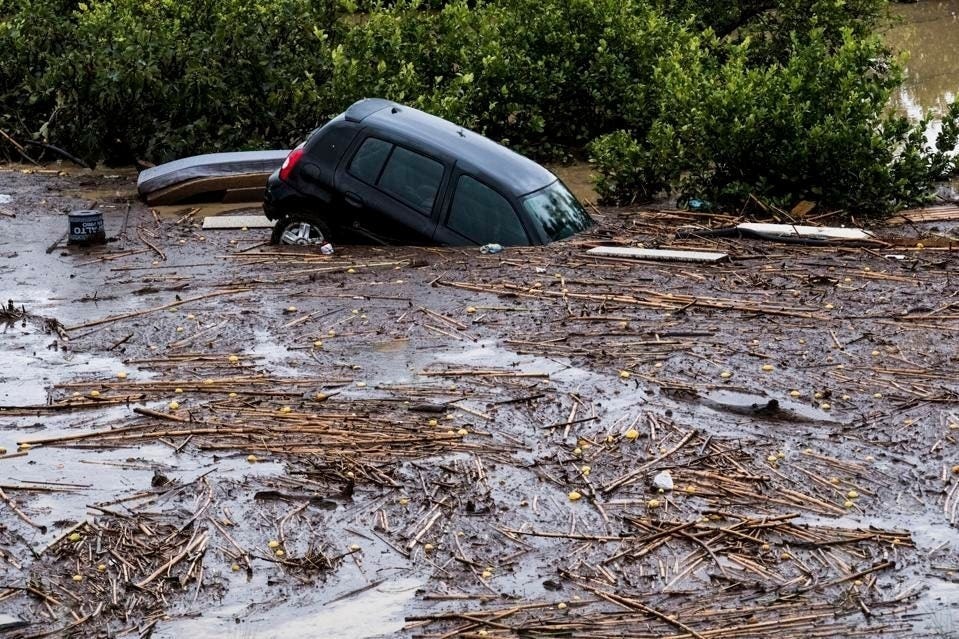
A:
590,26,959,214
0,0,956,215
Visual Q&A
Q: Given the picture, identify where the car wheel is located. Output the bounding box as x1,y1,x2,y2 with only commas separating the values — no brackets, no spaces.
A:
272,214,332,246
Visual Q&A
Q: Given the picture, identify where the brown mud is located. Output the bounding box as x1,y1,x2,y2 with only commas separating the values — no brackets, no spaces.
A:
0,166,958,638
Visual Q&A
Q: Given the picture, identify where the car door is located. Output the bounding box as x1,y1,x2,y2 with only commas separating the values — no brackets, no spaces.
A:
433,171,533,246
335,135,448,243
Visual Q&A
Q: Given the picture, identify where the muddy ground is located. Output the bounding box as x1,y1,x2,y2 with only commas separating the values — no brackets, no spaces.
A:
0,165,958,638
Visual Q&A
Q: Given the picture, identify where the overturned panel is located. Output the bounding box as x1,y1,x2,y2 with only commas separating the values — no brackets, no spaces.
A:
137,150,289,204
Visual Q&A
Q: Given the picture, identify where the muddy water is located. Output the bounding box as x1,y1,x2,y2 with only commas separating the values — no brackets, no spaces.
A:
888,2,959,121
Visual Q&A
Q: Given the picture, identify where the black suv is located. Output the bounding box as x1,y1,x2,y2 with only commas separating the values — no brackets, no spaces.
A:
264,99,594,246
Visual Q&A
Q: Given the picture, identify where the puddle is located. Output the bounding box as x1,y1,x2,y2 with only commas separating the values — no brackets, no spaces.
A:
156,575,424,639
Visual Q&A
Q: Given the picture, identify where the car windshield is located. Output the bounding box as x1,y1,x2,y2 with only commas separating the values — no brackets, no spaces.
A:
521,180,593,242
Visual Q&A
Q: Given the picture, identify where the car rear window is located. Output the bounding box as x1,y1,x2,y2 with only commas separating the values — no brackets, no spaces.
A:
348,137,392,184
447,176,528,245
377,147,444,215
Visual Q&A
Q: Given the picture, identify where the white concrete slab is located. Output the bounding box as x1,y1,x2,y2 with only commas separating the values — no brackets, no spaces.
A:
201,215,274,230
586,246,728,262
737,223,873,240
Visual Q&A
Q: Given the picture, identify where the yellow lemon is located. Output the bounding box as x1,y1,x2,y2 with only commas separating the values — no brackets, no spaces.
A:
90,390,100,398
624,428,639,440
168,401,180,410
116,371,127,379
720,371,732,379
466,306,477,314
847,490,859,498
268,540,280,549
581,465,591,476
228,355,239,363
761,364,774,372
72,574,83,582
279,406,292,414
97,564,106,572
68,532,82,542
313,340,323,348
246,454,258,463
619,370,631,379
275,549,285,557
568,491,582,501
647,499,661,508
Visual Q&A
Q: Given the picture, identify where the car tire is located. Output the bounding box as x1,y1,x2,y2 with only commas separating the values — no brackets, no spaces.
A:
271,213,333,246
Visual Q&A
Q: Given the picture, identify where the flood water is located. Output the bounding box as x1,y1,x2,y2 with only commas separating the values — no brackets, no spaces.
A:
888,1,959,122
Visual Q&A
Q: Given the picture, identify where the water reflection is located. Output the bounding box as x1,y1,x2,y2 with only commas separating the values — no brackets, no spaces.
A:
888,1,959,119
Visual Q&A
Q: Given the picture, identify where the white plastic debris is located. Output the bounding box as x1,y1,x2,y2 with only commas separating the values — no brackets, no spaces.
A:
0,194,11,204
652,470,674,491
320,243,335,255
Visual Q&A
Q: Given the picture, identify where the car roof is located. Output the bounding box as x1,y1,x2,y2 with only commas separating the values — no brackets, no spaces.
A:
346,99,556,197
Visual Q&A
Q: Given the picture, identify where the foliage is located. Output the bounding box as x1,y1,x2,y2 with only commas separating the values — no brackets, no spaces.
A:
591,26,959,214
0,0,956,214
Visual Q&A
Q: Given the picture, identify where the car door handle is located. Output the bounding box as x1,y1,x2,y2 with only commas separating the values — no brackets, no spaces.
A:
344,192,363,208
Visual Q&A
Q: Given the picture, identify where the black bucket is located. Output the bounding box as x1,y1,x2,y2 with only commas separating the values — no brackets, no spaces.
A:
67,210,106,245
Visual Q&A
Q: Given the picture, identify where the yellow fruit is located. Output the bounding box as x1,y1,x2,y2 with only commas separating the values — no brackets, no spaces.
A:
647,499,661,509
228,355,239,363
568,491,582,501
619,370,631,379
279,406,292,414
175,327,184,332
820,403,831,410
572,447,582,456
275,549,285,557
428,419,438,427
456,428,469,436
762,543,771,551
229,392,237,398
466,306,477,314
481,570,493,579
399,497,410,505
873,393,883,399
97,564,106,572
168,401,180,410
684,485,696,494
624,428,639,440
871,350,880,356
557,602,568,610
761,364,774,372
789,390,800,398
349,544,361,552
951,465,959,474
90,390,100,398
231,564,240,572
916,242,924,249
187,314,195,320
847,490,859,498
268,540,280,549
355,381,366,388
287,306,297,312
346,471,355,478
175,388,183,393
72,574,83,582
116,371,127,379
767,455,778,463
246,454,258,463
18,443,31,451
423,543,434,552
328,329,336,337
68,532,81,542
829,477,840,484
824,303,835,310
844,500,855,509
347,268,356,274
720,371,733,379
313,340,323,348
314,392,328,401
581,465,591,476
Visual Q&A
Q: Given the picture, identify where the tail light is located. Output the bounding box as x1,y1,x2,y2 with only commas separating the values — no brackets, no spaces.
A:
279,143,305,181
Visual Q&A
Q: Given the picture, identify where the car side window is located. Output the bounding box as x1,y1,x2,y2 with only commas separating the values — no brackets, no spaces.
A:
348,137,392,185
447,176,528,245
377,147,444,215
